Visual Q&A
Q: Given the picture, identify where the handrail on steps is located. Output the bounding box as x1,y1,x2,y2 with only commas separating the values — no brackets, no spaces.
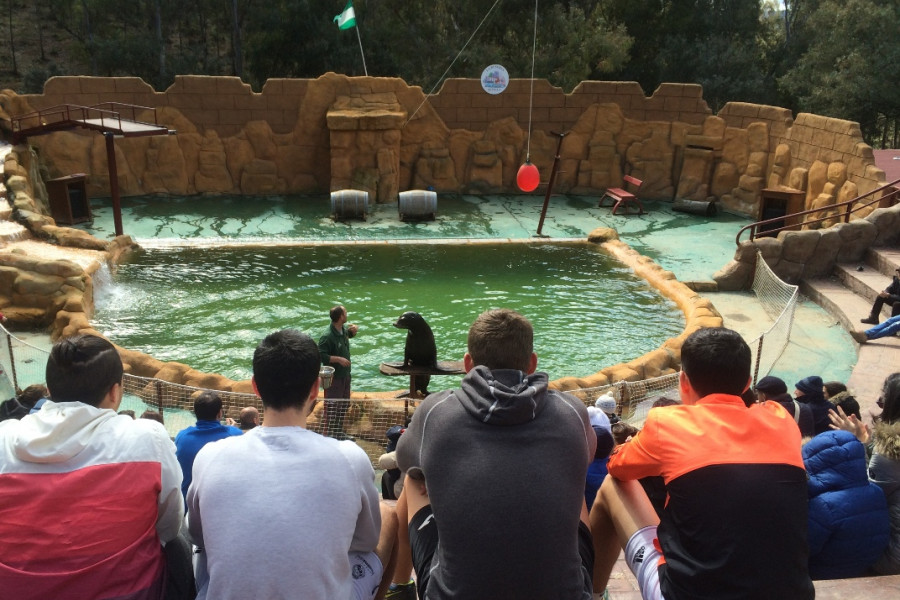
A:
734,177,900,246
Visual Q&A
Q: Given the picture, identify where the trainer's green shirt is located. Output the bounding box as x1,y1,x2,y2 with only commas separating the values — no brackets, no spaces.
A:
318,324,351,379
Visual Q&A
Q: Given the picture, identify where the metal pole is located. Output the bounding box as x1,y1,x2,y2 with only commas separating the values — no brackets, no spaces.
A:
535,130,568,237
105,132,124,237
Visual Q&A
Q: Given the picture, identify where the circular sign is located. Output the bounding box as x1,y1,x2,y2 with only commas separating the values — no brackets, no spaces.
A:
481,64,509,95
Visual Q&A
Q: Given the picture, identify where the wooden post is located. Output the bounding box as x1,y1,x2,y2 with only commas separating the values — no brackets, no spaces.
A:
105,132,124,237
535,130,568,237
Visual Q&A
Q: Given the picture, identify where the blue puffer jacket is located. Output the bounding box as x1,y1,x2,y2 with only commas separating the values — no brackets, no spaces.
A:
803,430,890,579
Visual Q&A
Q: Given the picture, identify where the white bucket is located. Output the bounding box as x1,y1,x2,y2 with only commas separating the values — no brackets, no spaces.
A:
320,366,335,389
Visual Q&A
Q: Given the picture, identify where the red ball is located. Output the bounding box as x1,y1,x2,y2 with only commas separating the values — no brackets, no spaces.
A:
517,162,540,192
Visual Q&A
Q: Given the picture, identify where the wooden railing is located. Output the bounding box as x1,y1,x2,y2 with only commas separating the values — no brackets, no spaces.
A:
735,177,900,246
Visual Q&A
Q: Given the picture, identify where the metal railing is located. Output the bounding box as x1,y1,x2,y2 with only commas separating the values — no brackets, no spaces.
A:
11,102,160,137
735,177,900,246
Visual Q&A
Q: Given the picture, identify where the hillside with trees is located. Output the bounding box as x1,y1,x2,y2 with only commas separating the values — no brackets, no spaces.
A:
0,0,896,146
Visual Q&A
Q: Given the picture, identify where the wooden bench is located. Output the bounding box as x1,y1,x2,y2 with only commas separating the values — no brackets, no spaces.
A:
600,175,645,215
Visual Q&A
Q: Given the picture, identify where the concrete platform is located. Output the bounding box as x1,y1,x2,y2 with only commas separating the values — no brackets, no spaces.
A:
601,551,900,599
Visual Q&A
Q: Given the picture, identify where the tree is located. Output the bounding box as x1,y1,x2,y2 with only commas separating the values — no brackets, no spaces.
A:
779,0,900,144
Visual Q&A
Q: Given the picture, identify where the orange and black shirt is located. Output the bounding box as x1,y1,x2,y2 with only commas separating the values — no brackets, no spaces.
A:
608,394,815,600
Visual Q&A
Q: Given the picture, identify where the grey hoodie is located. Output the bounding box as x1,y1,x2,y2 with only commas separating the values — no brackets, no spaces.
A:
397,366,595,600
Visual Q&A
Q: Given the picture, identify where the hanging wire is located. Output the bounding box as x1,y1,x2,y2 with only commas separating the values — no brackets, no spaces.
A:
525,0,538,162
404,0,504,127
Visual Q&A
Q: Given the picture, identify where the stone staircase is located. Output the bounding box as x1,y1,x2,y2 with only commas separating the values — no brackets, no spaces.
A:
800,245,900,415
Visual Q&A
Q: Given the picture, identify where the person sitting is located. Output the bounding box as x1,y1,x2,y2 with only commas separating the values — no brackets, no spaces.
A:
238,406,259,431
141,409,165,424
396,309,596,599
590,327,814,599
795,375,831,435
828,391,862,421
175,391,243,499
186,329,397,600
0,383,48,421
639,397,682,519
755,375,815,438
869,372,900,574
853,313,900,343
861,267,900,324
0,334,185,599
611,421,639,445
823,381,847,401
802,430,889,579
595,393,620,424
585,406,615,508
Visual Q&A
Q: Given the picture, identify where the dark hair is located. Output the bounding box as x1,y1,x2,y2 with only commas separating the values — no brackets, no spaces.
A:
329,305,345,322
835,395,861,421
823,381,847,399
140,410,164,424
194,391,223,421
880,373,900,425
253,329,321,411
612,421,639,445
45,334,123,407
16,384,48,408
118,409,136,419
467,309,533,371
680,327,751,398
651,397,680,408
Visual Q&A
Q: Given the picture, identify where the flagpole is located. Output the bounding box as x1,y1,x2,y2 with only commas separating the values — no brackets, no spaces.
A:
355,25,368,76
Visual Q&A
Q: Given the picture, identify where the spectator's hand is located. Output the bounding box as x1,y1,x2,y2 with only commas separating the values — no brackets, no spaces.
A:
348,324,358,338
225,417,237,427
879,291,889,298
334,356,351,367
828,406,869,444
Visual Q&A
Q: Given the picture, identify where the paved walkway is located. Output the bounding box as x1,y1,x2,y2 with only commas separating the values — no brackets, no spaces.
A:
603,551,900,599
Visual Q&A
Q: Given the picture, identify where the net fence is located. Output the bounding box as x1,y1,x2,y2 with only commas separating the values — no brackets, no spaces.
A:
0,323,681,465
747,250,799,384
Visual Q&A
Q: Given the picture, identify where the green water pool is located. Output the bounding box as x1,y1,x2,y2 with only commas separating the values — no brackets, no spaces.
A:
92,242,684,391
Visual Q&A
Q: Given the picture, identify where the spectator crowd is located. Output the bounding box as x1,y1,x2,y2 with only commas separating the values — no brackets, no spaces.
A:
1,309,899,600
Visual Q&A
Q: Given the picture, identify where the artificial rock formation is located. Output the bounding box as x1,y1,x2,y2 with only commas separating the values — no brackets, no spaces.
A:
0,75,884,223
714,202,900,290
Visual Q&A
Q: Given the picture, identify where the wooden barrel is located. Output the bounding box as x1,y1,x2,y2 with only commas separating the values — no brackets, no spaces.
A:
673,198,717,217
330,190,369,220
398,190,437,221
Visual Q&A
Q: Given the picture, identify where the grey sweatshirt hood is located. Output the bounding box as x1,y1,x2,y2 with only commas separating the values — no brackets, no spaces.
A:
458,365,548,426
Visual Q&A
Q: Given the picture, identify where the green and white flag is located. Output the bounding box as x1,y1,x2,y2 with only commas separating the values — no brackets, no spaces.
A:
334,1,356,30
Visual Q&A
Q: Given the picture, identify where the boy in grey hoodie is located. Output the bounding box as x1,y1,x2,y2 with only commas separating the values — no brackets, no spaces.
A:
396,309,596,600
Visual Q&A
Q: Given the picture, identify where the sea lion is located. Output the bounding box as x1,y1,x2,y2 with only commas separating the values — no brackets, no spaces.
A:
394,311,438,396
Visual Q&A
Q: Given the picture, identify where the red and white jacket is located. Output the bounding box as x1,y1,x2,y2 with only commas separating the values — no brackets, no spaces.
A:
0,401,183,600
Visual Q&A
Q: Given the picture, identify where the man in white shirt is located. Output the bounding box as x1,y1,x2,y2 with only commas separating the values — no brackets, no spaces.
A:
187,329,397,600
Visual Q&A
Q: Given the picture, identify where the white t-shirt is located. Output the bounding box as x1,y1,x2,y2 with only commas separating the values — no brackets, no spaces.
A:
187,426,380,600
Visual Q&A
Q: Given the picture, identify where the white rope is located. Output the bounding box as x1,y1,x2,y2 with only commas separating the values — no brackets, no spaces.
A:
525,0,538,161
404,0,504,127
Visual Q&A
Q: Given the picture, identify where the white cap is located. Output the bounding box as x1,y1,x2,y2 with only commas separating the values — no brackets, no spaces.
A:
595,394,617,415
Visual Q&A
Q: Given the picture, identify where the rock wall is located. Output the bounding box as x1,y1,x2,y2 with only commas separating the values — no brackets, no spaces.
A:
713,203,900,290
0,74,884,218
